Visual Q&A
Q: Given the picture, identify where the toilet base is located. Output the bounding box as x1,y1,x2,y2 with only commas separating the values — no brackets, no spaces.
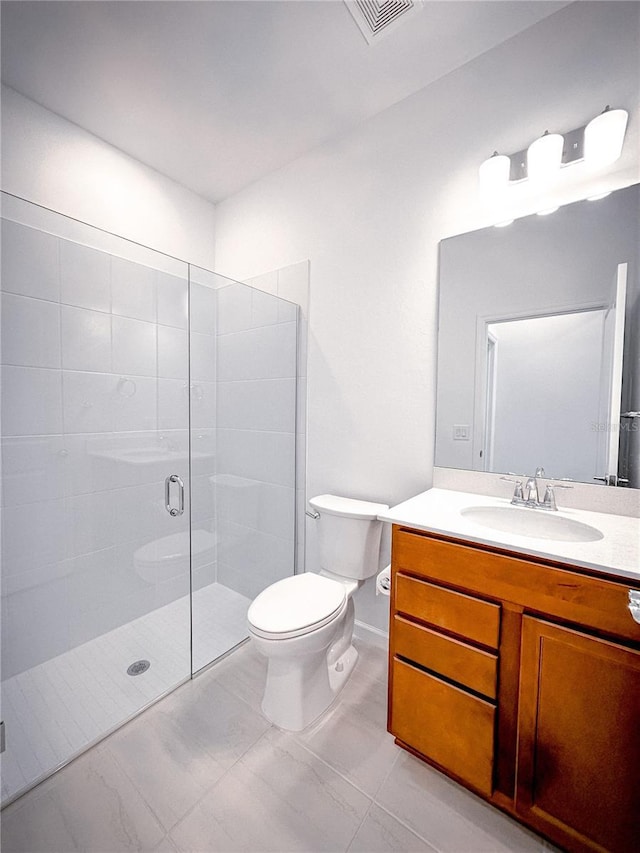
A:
261,642,359,732
328,643,358,694
256,597,359,732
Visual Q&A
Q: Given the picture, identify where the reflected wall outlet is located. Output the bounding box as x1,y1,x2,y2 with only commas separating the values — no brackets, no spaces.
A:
453,424,470,440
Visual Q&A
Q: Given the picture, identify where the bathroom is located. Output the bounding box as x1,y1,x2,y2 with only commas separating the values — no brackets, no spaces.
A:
1,1,639,851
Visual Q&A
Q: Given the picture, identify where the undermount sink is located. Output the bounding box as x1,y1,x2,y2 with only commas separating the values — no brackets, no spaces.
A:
460,505,604,543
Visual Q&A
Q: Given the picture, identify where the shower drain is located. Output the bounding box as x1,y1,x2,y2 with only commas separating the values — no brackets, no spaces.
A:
127,660,151,676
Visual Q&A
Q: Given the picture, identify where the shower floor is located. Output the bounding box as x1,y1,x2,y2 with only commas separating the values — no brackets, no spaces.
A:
0,582,251,806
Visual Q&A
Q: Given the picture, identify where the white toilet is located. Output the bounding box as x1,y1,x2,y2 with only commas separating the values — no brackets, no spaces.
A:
247,494,388,731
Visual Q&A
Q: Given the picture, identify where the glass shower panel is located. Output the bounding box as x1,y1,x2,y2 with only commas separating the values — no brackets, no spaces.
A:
189,267,297,672
0,195,192,805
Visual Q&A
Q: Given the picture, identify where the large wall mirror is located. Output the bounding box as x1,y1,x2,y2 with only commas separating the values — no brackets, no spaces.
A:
436,183,639,488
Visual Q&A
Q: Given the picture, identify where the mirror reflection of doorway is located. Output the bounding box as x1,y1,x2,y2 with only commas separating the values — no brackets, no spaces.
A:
481,262,628,482
483,332,497,471
483,309,607,480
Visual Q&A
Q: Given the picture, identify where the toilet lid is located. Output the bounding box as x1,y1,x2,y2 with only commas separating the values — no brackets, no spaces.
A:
248,573,346,636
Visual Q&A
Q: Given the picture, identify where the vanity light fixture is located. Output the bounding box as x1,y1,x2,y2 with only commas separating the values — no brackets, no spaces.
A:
479,151,510,193
527,131,564,183
479,105,629,193
584,107,629,169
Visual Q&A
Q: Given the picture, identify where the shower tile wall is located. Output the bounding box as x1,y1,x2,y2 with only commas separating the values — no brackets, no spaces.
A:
214,281,298,600
0,208,301,802
0,219,194,680
243,261,309,574
189,277,218,594
187,266,300,672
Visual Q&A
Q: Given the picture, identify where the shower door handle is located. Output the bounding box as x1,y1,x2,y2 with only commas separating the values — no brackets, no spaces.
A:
165,474,185,517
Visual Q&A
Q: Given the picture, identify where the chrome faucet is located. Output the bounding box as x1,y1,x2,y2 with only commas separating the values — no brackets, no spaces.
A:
501,467,571,511
524,466,546,505
524,477,539,505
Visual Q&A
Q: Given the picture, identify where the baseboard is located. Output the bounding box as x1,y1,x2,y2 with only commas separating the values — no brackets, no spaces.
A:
354,619,389,650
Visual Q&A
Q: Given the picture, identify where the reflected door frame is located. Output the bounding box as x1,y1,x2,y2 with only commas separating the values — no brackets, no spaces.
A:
473,300,608,475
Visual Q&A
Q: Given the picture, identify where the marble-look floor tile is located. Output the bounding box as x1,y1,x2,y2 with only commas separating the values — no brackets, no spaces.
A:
0,746,164,852
1,638,554,853
161,667,271,768
105,690,240,832
209,638,267,714
296,666,400,797
170,727,371,852
353,638,389,684
377,751,545,852
1,787,78,853
347,804,438,852
153,835,180,852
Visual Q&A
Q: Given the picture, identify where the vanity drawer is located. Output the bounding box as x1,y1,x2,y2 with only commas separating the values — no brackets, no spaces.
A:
391,657,495,796
394,528,640,645
395,572,500,650
393,614,498,699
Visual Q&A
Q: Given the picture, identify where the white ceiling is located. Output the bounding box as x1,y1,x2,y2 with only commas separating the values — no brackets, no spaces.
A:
1,0,569,203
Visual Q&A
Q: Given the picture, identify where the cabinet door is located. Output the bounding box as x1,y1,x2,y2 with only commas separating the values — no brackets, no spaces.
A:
516,617,640,853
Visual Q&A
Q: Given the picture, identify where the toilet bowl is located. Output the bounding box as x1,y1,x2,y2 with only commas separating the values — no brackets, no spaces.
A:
247,494,388,731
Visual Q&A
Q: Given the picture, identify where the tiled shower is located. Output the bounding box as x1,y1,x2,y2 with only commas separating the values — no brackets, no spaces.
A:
0,193,304,805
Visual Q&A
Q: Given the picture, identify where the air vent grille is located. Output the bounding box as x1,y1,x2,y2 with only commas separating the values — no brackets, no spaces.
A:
345,0,423,44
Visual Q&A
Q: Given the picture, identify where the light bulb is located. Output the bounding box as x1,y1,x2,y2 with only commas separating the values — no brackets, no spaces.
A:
527,131,564,183
584,107,628,169
479,152,511,193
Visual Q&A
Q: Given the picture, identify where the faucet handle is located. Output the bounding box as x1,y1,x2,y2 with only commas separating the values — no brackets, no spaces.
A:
541,482,573,510
535,466,546,478
542,484,557,511
501,476,524,503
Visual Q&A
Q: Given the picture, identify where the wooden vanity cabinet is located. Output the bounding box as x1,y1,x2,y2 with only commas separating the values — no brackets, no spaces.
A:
517,617,640,853
387,526,640,853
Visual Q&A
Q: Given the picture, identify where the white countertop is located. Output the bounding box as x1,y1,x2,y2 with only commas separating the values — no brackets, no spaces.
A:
379,488,640,583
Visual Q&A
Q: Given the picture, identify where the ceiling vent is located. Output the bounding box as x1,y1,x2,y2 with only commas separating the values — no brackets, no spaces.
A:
344,0,424,45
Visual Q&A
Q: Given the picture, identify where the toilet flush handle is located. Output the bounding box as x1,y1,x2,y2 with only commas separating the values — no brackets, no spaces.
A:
305,509,320,520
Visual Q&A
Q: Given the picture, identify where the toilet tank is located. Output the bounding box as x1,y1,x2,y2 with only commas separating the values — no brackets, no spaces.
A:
308,494,389,580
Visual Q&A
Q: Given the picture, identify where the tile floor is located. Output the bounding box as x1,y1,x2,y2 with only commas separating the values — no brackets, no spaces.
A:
1,582,251,804
1,638,555,853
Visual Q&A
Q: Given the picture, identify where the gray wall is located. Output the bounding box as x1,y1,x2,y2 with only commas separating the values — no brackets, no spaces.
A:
214,2,640,633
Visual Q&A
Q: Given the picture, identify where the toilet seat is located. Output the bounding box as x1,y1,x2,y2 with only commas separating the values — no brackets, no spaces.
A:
248,573,346,640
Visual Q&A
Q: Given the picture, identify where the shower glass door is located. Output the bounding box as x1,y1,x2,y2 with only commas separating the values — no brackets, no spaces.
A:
189,266,298,672
0,195,192,805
